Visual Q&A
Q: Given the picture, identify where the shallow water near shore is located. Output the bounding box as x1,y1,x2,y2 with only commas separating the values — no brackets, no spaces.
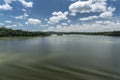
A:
0,35,120,80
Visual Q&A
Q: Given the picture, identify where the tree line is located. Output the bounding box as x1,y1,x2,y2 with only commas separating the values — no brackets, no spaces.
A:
49,31,120,36
0,27,120,37
0,27,51,37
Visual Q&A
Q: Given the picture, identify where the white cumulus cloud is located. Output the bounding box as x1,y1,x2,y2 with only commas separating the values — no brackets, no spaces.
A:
0,4,12,10
19,0,33,8
5,20,12,23
47,21,120,32
14,12,29,19
79,15,99,21
99,11,113,18
69,1,91,13
4,0,16,4
69,0,116,20
48,11,68,24
27,18,41,25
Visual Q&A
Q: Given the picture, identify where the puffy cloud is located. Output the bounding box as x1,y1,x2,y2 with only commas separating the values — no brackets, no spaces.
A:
69,0,116,19
99,6,115,18
0,4,12,10
107,7,116,12
19,0,33,8
4,0,12,4
47,21,120,32
99,11,113,18
0,0,17,11
48,11,68,24
96,21,111,24
15,16,24,19
40,24,49,27
0,23,4,26
27,18,41,25
70,12,76,16
71,0,77,2
48,27,55,31
91,1,107,12
11,24,17,27
25,22,28,25
5,20,12,23
14,12,29,19
6,24,17,28
4,0,16,4
18,23,23,26
69,0,107,13
69,1,91,14
0,0,33,11
67,20,71,23
79,15,99,21
22,8,27,12
61,23,68,26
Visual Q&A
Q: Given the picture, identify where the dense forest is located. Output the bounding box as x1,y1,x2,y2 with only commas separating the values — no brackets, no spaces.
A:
0,27,51,37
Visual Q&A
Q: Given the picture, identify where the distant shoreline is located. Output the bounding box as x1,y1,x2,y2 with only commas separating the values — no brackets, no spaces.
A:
0,27,120,37
48,31,120,37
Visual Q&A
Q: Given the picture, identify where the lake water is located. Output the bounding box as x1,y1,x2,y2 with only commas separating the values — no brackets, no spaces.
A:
0,35,120,80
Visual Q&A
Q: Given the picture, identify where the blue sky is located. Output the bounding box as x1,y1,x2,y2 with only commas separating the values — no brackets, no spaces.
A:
0,0,120,32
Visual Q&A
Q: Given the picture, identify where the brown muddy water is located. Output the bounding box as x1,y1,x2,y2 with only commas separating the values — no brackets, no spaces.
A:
0,35,120,80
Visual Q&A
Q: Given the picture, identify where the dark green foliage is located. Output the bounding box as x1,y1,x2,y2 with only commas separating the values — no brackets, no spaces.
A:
79,31,120,36
49,31,120,36
0,27,51,37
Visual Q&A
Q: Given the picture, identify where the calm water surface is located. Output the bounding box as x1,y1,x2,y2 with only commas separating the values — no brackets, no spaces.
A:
0,35,120,80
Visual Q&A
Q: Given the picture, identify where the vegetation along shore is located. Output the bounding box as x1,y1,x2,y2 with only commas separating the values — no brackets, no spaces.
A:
0,27,120,37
